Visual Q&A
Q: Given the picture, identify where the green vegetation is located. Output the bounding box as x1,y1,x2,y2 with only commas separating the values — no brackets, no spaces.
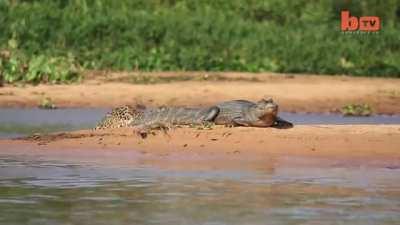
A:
0,0,399,84
113,73,261,84
379,89,400,98
0,48,80,84
341,103,373,116
38,97,57,109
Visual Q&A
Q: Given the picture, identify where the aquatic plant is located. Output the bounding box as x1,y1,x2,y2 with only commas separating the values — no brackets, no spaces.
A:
341,103,373,116
38,97,57,110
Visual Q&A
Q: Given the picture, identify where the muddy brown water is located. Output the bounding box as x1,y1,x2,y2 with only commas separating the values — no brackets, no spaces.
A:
0,149,399,225
1,108,400,224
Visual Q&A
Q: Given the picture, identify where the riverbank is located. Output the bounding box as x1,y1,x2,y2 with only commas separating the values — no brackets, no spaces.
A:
1,125,399,170
0,72,400,114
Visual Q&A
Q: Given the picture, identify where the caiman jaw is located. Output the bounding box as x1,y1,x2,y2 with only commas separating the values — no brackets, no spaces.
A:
258,107,277,121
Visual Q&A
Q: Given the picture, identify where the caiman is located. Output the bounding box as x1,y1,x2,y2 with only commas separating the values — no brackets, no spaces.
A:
95,104,220,137
95,98,292,137
214,98,293,128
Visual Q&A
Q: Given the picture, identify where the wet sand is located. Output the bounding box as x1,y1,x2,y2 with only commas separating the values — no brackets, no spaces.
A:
1,125,399,170
1,71,400,114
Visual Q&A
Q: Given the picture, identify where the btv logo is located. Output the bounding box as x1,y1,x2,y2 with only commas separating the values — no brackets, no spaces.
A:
341,11,380,32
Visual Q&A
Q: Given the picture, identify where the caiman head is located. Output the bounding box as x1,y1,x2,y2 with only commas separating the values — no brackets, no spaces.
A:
95,105,140,130
253,98,278,121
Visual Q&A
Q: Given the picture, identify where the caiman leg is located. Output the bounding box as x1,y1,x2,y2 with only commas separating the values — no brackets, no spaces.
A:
134,122,172,138
203,106,220,121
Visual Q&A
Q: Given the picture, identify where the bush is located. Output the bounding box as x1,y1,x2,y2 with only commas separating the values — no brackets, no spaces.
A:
0,0,399,82
0,47,80,84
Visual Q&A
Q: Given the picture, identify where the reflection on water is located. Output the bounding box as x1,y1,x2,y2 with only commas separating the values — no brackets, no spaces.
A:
0,155,399,225
280,112,400,125
1,108,400,138
0,108,108,138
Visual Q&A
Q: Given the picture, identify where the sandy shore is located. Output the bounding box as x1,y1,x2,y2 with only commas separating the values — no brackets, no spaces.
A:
1,71,400,114
1,72,399,169
2,125,399,170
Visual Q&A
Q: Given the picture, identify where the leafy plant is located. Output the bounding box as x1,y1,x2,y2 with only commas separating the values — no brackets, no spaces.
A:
0,48,81,84
0,0,399,78
341,104,373,117
38,97,57,110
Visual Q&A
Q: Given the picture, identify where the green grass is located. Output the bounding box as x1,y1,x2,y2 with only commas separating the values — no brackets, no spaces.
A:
0,0,399,84
110,73,262,84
